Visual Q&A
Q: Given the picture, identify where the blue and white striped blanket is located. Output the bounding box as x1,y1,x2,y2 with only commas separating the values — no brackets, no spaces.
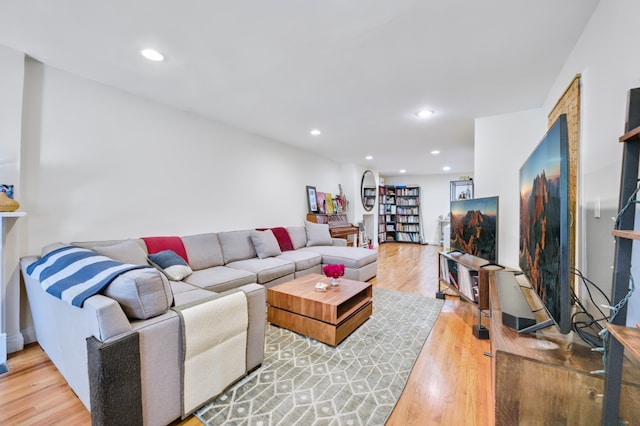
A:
26,245,149,307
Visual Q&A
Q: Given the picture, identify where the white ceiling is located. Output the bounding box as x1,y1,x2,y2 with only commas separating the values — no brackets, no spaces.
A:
0,0,599,176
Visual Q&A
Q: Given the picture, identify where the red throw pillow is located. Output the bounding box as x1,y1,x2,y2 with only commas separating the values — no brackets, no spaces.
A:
141,236,189,263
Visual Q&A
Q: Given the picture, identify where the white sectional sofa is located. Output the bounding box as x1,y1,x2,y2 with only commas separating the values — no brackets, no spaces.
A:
20,221,377,425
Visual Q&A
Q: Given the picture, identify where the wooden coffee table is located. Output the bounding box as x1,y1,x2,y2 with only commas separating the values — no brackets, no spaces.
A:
267,273,373,346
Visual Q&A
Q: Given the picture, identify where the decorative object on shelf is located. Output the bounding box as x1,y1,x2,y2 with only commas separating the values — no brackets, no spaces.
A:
306,186,318,213
323,263,345,286
335,184,348,214
0,185,14,199
450,179,474,201
0,191,19,212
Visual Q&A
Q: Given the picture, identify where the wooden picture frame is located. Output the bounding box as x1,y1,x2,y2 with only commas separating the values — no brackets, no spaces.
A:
306,186,318,213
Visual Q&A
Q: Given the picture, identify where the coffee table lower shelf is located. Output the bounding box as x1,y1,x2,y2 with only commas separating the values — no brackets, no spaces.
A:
268,301,372,346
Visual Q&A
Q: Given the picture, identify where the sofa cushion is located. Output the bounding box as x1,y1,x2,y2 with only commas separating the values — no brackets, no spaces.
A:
286,226,307,250
104,268,173,320
304,221,333,247
276,250,322,271
183,266,257,293
300,246,378,269
226,258,295,284
250,230,282,259
182,233,224,270
90,239,150,265
148,250,194,281
218,230,257,264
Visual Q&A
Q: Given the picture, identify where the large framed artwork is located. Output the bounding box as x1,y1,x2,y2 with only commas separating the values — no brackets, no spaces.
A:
548,74,579,275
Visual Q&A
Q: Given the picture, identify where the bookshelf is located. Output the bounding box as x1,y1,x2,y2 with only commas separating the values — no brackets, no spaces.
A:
378,185,423,244
395,186,421,243
377,186,386,243
381,185,396,242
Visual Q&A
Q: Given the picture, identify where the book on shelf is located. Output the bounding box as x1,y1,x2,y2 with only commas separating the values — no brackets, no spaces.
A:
457,265,478,302
439,255,450,283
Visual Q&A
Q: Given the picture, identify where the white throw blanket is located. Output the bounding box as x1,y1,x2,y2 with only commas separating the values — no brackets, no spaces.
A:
173,291,248,418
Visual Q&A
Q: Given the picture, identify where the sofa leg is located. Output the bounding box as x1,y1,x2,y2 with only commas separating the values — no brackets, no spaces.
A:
87,333,143,426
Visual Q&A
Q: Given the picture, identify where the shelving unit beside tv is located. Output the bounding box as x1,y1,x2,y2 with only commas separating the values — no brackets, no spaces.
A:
602,120,640,424
395,186,422,243
437,250,506,339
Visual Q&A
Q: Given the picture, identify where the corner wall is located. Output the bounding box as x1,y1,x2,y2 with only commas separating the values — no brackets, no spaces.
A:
474,108,545,268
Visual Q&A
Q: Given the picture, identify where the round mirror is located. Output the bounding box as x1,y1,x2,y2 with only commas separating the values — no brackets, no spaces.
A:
361,170,376,211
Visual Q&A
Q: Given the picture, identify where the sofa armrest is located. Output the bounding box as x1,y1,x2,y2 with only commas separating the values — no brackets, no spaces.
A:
331,238,347,247
84,294,133,341
22,256,133,343
235,283,266,370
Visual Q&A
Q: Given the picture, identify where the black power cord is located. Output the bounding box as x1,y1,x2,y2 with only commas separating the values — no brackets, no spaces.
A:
569,268,612,348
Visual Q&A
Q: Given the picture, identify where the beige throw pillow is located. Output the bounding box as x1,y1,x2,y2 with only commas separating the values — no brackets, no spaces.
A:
250,230,282,259
305,220,333,247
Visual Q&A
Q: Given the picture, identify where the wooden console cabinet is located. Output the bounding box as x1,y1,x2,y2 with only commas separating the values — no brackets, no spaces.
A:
489,273,640,425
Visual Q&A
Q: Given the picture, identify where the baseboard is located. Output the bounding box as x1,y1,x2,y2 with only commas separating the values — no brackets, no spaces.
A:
21,327,37,345
7,331,24,354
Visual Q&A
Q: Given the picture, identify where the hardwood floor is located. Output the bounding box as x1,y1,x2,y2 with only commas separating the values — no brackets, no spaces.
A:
0,243,493,425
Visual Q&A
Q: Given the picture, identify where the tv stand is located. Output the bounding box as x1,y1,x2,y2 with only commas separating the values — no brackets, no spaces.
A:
494,270,554,334
437,251,509,339
488,272,640,424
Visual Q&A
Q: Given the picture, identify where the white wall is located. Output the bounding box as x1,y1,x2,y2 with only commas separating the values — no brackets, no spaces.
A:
384,173,471,245
20,59,345,253
475,0,640,326
474,108,545,268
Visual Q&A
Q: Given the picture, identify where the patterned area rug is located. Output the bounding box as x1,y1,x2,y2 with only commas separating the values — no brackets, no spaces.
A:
195,287,444,426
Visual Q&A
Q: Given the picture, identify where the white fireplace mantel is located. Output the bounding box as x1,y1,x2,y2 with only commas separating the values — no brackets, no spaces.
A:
0,211,26,373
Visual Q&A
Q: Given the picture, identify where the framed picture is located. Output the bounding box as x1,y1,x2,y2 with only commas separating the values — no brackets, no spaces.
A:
306,186,318,213
316,191,326,214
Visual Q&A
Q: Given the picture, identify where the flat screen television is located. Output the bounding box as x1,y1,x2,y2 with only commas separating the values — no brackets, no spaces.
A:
519,114,571,334
449,196,499,263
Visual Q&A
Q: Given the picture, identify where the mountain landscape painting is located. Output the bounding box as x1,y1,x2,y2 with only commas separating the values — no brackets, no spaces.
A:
450,196,498,263
519,114,569,330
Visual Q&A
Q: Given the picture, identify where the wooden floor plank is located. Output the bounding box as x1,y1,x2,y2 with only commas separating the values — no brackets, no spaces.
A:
0,243,493,425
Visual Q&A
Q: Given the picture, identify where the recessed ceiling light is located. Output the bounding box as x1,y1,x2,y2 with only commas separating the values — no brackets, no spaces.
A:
416,110,434,119
310,129,321,136
443,166,451,171
365,155,373,160
400,169,406,174
431,150,440,155
141,48,164,62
